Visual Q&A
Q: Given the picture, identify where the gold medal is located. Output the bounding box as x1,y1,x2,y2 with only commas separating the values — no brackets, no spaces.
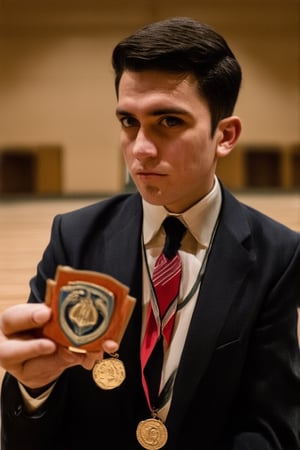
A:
136,417,168,449
92,354,126,389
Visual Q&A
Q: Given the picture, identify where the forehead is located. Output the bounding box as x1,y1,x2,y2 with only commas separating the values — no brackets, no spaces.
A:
117,70,207,113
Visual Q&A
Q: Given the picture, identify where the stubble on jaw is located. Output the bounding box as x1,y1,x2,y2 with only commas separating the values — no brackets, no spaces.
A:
141,184,164,204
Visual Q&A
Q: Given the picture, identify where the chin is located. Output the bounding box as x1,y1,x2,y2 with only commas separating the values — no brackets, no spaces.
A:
141,187,166,206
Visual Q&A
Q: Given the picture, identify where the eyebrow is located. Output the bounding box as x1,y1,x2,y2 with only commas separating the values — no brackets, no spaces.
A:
115,107,188,117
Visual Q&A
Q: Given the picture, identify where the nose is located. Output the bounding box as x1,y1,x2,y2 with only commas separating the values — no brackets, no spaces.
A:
132,127,158,159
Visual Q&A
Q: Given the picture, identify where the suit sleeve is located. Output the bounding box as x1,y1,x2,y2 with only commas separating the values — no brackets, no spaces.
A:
1,372,70,450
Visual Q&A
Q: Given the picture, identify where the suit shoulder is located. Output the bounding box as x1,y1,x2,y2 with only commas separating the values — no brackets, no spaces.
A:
221,186,300,254
241,202,299,240
54,192,141,224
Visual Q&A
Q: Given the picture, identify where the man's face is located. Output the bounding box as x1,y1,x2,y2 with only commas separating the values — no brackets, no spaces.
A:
116,70,224,213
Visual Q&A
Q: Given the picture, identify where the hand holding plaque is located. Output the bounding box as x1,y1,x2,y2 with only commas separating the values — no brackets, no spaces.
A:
42,265,136,353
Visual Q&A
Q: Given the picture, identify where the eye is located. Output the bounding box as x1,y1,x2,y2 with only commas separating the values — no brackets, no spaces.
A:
160,116,184,128
119,116,139,128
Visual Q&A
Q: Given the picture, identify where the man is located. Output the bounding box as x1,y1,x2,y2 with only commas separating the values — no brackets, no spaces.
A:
0,17,299,450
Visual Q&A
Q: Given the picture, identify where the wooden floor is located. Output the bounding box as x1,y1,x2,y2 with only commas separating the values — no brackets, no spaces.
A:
0,192,299,383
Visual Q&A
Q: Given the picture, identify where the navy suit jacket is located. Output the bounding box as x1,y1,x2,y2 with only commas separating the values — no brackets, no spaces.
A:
1,185,300,450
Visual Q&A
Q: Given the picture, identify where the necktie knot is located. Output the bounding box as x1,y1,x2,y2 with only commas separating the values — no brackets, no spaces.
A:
162,216,187,259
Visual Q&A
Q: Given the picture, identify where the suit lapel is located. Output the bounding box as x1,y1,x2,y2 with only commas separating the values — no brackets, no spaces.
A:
100,193,143,288
166,188,256,436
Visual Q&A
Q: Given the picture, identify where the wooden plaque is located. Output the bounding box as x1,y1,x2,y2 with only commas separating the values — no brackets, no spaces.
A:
42,265,136,352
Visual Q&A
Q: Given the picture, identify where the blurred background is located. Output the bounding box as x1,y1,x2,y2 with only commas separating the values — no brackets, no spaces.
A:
0,0,299,195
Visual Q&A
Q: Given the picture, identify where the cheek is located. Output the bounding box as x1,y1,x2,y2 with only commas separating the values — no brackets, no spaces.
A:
179,141,215,177
120,134,132,158
121,148,137,176
122,148,132,167
119,132,129,149
176,141,202,169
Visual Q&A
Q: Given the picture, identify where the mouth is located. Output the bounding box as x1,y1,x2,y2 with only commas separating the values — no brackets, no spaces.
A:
135,169,166,177
135,172,166,183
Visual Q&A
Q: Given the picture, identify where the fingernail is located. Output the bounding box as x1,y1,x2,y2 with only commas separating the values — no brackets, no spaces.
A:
32,306,51,324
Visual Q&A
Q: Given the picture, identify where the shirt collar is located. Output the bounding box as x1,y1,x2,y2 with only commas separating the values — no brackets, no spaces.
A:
143,176,222,248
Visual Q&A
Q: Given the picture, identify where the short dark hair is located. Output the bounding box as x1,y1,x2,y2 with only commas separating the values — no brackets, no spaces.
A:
112,17,242,134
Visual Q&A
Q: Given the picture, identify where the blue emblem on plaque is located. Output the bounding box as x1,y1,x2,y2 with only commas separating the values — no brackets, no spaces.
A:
59,281,115,346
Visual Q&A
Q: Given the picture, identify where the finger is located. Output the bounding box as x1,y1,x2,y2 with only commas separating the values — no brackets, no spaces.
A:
0,338,56,369
0,304,51,336
80,351,103,370
19,346,92,388
57,346,88,365
102,339,119,355
15,349,77,388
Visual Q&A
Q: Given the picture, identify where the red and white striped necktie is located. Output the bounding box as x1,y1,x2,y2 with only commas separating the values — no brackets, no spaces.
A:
141,216,187,408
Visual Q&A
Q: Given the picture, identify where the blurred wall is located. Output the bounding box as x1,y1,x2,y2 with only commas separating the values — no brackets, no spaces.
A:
0,0,299,194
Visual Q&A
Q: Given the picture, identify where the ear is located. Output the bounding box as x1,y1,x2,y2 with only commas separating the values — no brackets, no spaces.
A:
215,116,242,158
